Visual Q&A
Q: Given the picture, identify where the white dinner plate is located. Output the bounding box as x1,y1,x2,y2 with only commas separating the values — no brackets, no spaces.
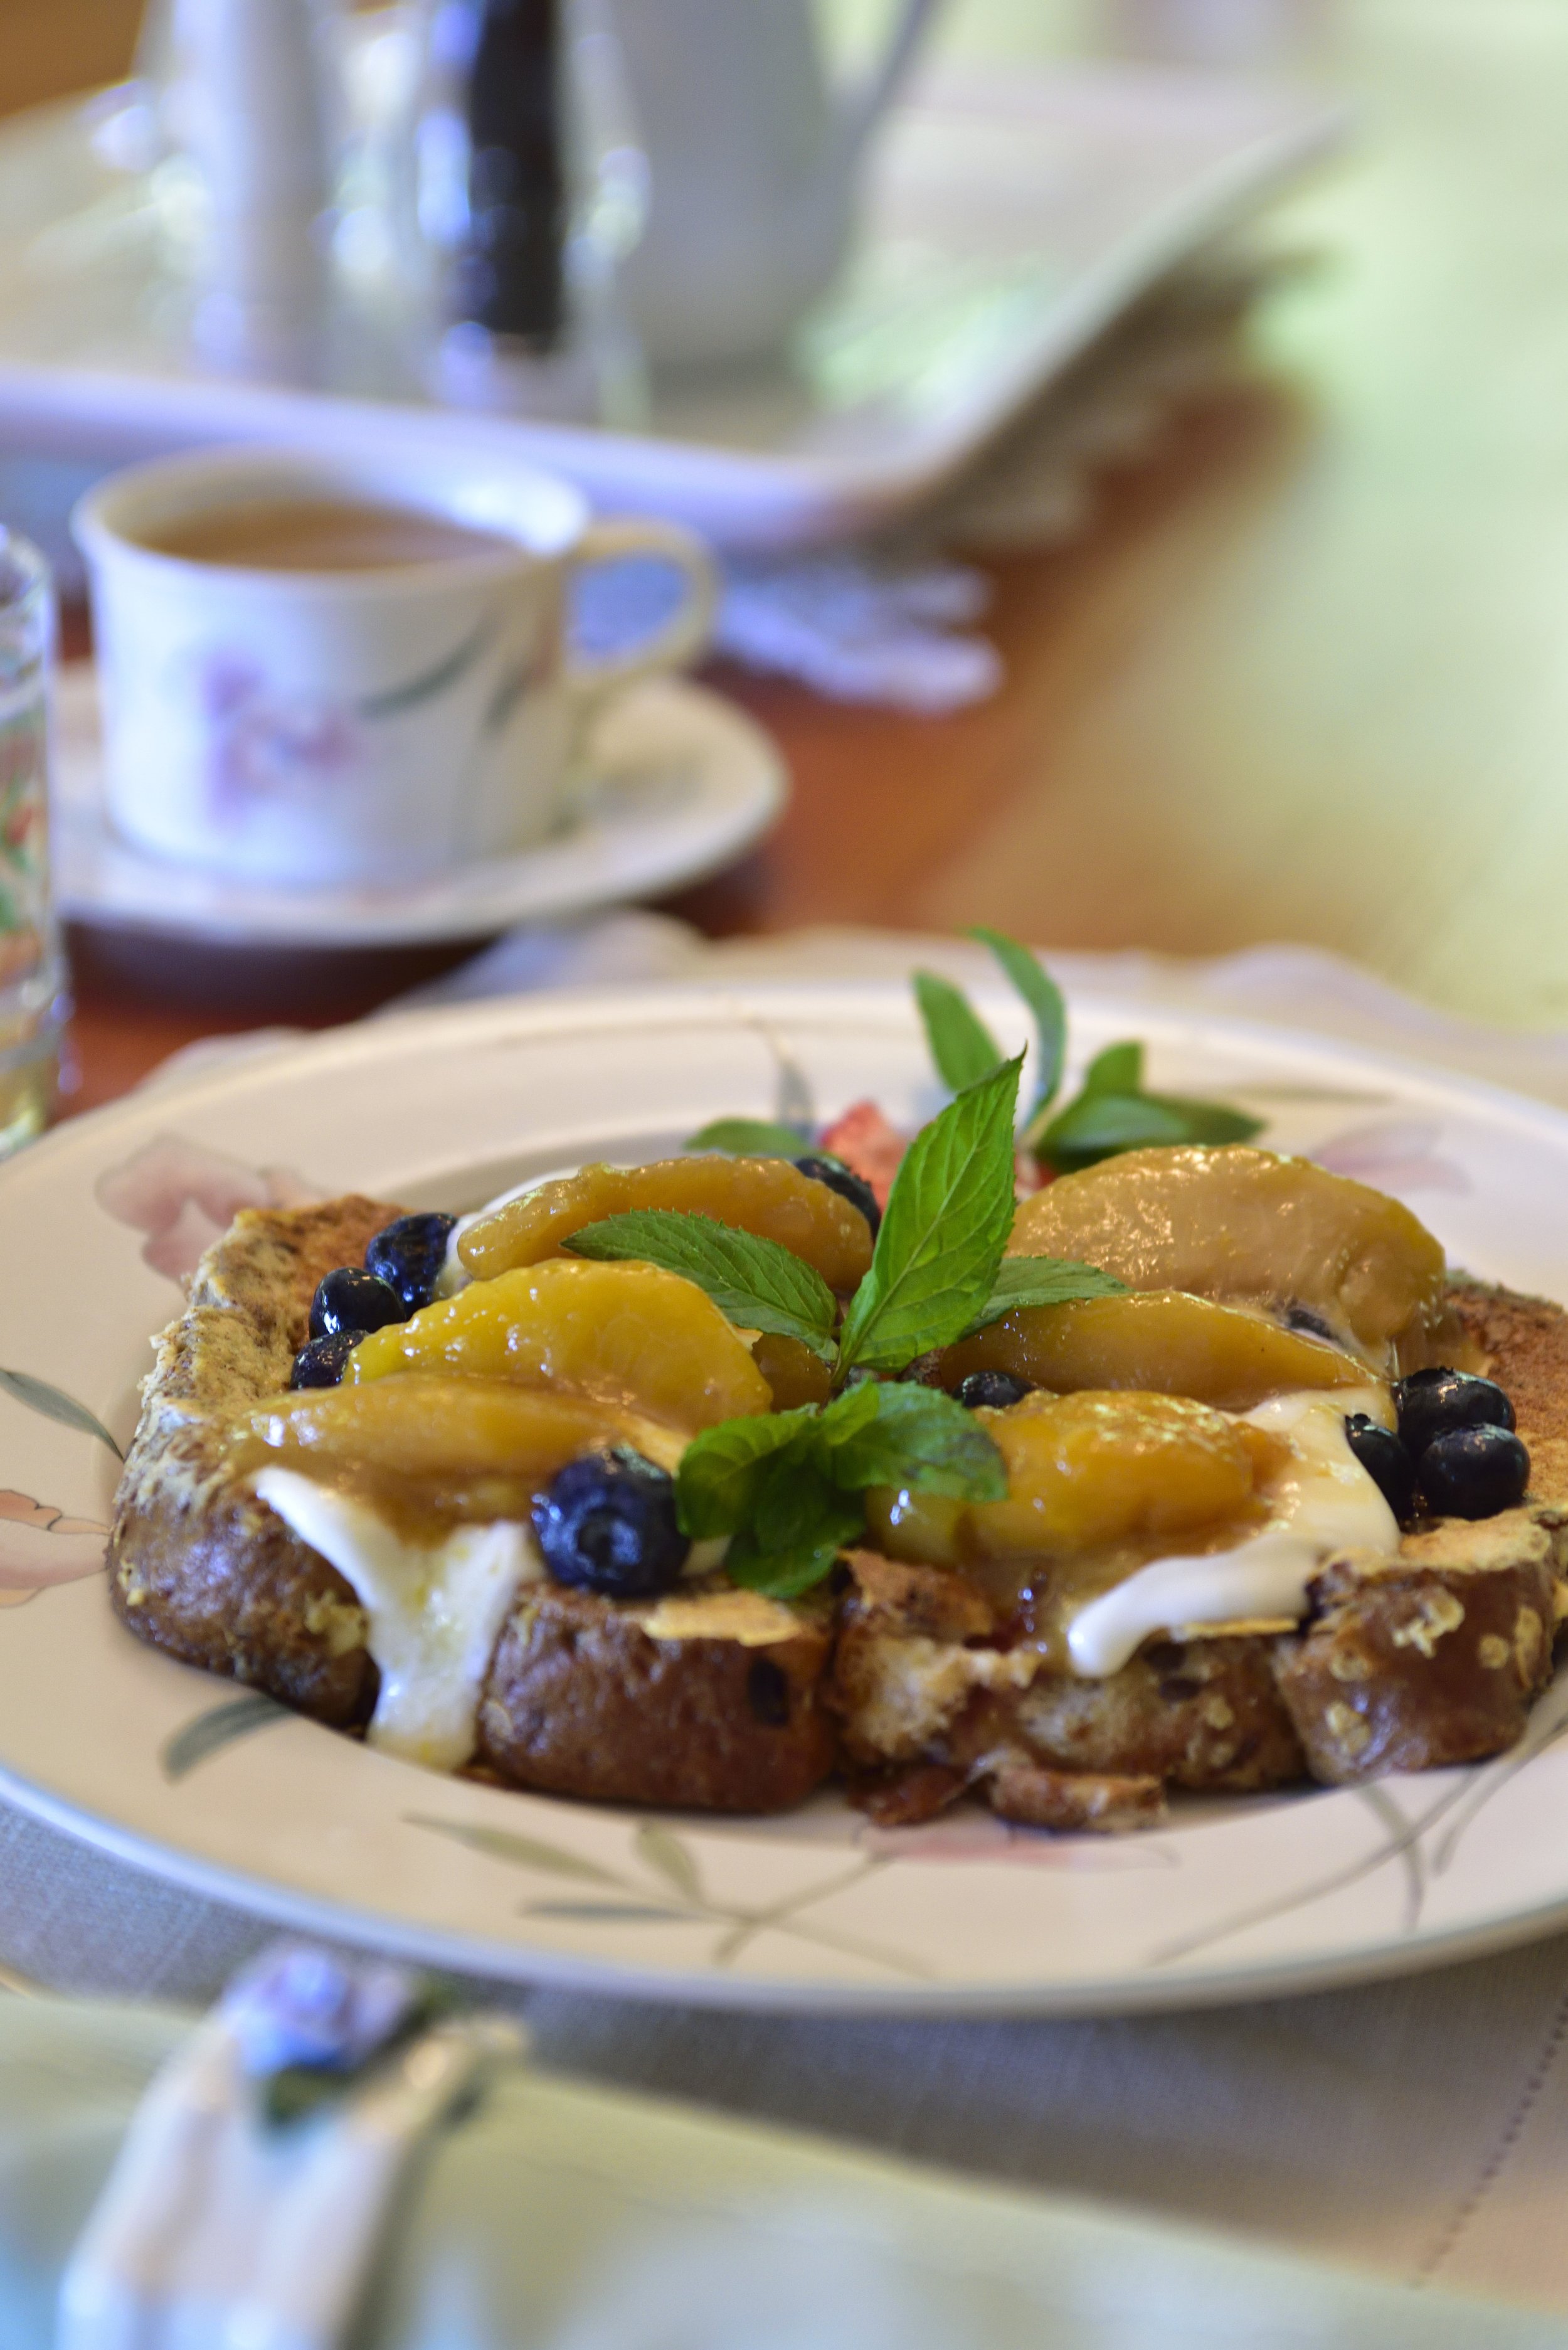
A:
51,668,785,949
3,979,1568,2016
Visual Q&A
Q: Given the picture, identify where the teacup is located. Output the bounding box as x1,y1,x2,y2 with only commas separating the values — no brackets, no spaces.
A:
72,447,716,889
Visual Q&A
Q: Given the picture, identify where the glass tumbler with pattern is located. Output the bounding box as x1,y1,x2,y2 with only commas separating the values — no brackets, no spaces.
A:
0,532,67,1156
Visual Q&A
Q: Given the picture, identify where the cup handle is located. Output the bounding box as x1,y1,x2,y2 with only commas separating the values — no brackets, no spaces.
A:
563,518,719,717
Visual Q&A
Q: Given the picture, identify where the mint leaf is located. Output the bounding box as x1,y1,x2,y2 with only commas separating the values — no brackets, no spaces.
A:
1037,1092,1196,1168
676,1406,819,1538
1038,1090,1262,1174
960,1254,1130,1336
566,1210,837,1360
812,1376,883,1449
837,1056,1022,1376
726,1523,855,1599
913,970,1004,1092
685,1118,811,1157
1081,1040,1143,1096
824,1381,1006,1501
1147,1095,1264,1146
971,928,1067,1138
727,1445,864,1597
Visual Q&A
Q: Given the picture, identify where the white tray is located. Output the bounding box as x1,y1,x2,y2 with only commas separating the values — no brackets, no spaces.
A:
0,58,1340,550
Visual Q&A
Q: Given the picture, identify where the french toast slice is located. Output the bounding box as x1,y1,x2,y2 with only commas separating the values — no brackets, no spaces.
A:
834,1276,1568,1829
108,1201,1568,1833
108,1199,835,1812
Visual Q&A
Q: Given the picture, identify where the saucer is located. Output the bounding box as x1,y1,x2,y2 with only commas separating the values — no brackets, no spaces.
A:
50,664,787,950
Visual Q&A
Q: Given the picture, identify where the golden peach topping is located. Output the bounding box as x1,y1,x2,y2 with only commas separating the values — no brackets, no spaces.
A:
750,1331,835,1410
867,1390,1283,1568
1007,1144,1448,1370
347,1258,771,1431
236,1375,684,1538
457,1155,873,1293
935,1289,1369,1413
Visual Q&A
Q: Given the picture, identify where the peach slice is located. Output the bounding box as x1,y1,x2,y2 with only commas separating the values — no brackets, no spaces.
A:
244,1376,670,1478
935,1289,1369,1413
867,1390,1278,1567
1007,1144,1446,1367
751,1331,835,1410
347,1258,771,1430
236,1375,684,1538
457,1155,872,1292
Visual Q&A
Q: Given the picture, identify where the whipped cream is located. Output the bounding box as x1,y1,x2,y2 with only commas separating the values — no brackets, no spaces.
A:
254,1469,541,1770
1066,1388,1399,1677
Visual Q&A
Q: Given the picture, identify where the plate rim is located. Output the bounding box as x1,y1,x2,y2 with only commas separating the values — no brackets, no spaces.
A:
9,974,1568,2015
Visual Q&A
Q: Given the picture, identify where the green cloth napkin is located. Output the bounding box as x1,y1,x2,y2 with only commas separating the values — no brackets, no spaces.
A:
0,1994,1559,2350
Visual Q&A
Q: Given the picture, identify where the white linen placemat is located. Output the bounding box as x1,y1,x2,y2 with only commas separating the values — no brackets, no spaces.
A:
13,922,1568,2319
11,1991,1562,2350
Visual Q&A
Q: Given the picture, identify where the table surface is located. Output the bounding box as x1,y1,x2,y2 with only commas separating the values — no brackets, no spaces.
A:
21,0,1568,1114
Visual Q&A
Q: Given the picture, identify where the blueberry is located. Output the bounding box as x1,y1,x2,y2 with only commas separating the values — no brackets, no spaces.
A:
955,1369,1032,1410
792,1154,881,1237
1395,1368,1516,1458
309,1266,406,1341
289,1332,358,1390
365,1212,457,1314
531,1448,689,1599
1419,1425,1530,1521
1343,1413,1418,1524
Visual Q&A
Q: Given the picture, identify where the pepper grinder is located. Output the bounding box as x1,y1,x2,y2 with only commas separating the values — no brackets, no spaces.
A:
420,0,649,422
450,0,566,345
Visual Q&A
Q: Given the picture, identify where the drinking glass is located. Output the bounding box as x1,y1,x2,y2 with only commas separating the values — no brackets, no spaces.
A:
0,533,68,1157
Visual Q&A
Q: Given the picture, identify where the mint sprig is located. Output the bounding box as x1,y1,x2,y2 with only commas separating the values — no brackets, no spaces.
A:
837,1056,1024,1376
913,970,1004,1093
970,926,1067,1141
677,1381,1004,1600
1036,1040,1262,1173
566,1210,838,1360
657,1068,1037,1594
960,1253,1128,1339
684,1117,812,1158
632,925,1264,1598
675,1405,823,1538
910,930,1261,1172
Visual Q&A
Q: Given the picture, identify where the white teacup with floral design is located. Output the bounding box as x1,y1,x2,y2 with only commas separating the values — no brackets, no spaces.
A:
72,449,716,888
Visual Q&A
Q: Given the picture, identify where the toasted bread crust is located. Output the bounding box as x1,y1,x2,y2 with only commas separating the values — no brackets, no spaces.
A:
109,1196,398,1726
832,1282,1568,1819
1268,1279,1568,1784
109,1202,1568,1829
479,1586,835,1809
832,1555,1307,1802
110,1195,836,1812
